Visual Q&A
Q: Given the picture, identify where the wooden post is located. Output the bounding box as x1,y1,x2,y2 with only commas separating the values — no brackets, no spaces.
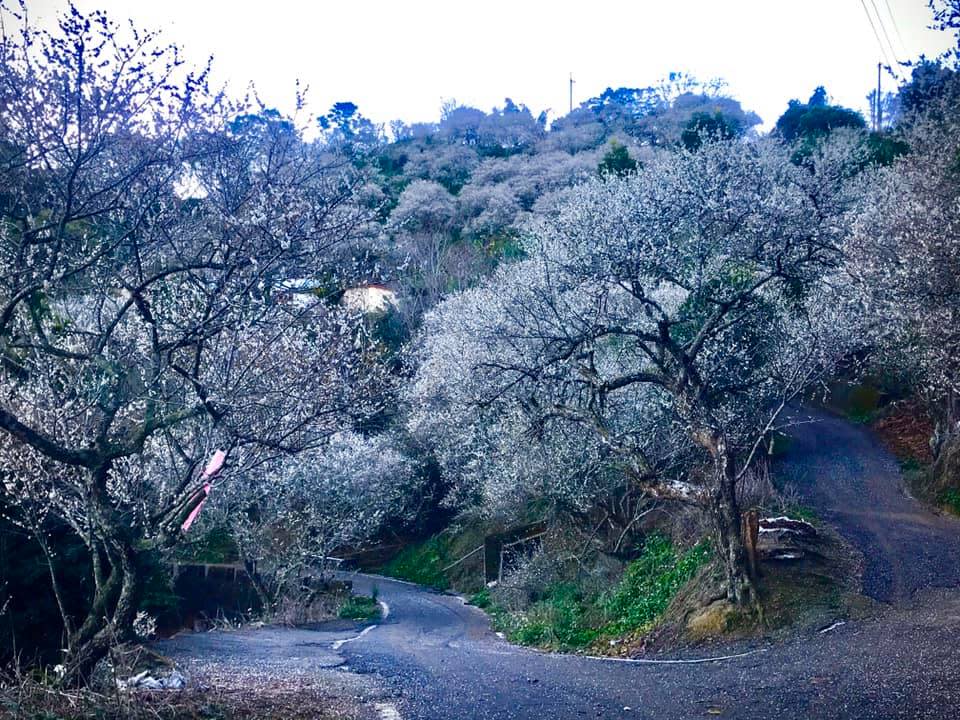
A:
743,509,760,579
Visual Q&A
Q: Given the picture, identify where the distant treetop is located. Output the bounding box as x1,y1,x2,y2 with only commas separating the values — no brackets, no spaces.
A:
775,87,865,143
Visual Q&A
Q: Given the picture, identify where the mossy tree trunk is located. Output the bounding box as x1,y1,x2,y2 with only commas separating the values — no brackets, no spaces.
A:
699,431,758,608
60,463,145,685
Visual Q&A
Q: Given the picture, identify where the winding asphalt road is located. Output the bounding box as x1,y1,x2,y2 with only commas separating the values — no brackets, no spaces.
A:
778,406,960,604
162,410,960,719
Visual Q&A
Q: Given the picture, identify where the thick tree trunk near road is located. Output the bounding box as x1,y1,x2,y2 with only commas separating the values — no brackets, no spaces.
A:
60,463,145,685
930,390,960,493
701,433,757,607
932,431,960,493
931,390,959,458
64,541,142,684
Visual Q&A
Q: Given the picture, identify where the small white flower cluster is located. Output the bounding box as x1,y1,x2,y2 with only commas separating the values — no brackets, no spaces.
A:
847,107,960,415
132,611,157,641
209,432,419,603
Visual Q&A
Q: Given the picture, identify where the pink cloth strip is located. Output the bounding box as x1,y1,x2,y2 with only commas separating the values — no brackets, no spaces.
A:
181,449,226,532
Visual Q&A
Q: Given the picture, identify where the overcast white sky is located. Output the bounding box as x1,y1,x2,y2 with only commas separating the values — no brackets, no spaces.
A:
27,0,955,130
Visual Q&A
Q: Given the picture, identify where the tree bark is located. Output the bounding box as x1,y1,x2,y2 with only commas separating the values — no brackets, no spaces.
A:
61,463,145,684
705,434,757,607
932,389,960,493
64,542,141,684
243,556,274,613
932,389,958,459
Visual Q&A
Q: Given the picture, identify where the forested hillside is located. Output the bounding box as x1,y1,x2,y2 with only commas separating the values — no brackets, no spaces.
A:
2,3,960,717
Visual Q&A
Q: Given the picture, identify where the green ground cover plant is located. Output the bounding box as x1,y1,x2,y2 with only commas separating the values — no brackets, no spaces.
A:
338,592,381,622
490,535,711,650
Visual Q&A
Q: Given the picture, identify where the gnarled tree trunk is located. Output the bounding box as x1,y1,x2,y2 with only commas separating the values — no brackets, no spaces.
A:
64,542,142,684
61,464,145,684
932,389,960,493
698,431,757,607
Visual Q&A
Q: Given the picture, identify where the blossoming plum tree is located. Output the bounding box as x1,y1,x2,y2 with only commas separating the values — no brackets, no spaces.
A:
0,4,389,678
847,103,960,477
409,137,859,605
213,432,416,609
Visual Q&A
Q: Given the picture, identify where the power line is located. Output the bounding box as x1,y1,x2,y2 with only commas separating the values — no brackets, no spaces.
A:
866,0,899,67
869,0,902,69
860,0,896,130
881,0,908,56
859,0,898,75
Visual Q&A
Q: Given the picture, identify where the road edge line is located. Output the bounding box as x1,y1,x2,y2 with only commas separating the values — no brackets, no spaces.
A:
332,623,378,650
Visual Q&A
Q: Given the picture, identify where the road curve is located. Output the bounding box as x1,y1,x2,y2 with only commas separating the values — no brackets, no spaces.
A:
777,406,960,604
161,412,960,719
337,572,960,719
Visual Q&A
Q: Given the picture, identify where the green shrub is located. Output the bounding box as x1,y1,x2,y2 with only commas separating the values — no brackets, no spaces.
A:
380,535,450,589
511,618,549,645
468,587,491,608
490,583,597,649
521,583,598,648
339,593,381,621
779,504,818,521
492,534,710,650
177,525,238,563
599,534,711,637
847,408,877,424
940,488,960,515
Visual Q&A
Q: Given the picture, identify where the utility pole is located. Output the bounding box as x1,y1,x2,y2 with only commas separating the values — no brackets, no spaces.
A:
876,61,882,131
569,72,574,114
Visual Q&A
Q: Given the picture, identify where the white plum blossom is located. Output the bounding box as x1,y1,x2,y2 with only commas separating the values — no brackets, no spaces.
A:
0,5,391,679
408,136,861,605
846,105,960,456
212,432,418,606
391,180,458,234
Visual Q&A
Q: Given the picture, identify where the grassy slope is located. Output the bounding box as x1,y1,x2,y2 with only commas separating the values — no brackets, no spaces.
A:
338,593,382,622
383,531,713,653
379,535,452,590
486,535,711,651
